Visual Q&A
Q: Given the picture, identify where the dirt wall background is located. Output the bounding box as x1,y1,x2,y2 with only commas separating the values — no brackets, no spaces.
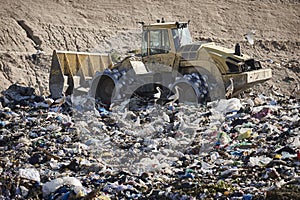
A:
0,0,299,96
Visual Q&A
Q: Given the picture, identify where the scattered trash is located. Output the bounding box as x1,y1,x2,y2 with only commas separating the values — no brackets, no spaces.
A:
249,155,272,167
19,168,41,182
0,84,299,199
43,177,85,199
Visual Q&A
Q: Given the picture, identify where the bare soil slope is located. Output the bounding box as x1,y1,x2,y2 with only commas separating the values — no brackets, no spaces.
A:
0,0,299,96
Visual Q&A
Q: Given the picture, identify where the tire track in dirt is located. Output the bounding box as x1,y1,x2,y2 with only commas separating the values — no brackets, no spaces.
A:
36,22,111,52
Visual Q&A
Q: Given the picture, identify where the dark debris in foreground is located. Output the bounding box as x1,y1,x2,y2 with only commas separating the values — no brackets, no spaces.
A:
0,84,299,199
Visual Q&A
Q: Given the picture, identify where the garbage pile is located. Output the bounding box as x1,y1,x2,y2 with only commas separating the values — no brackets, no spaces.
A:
0,84,299,199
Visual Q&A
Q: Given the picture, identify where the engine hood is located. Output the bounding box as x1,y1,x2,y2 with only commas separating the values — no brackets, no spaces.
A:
178,41,251,61
177,41,207,60
178,42,262,74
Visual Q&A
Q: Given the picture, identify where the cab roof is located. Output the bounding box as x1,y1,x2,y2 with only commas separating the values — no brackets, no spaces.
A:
143,21,189,29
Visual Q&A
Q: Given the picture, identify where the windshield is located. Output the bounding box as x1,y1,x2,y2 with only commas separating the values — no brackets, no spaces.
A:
141,29,171,56
172,27,192,50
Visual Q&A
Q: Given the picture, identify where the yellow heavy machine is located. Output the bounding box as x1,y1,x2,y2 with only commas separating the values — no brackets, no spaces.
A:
49,20,272,108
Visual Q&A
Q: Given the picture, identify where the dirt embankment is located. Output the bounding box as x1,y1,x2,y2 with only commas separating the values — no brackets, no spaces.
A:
0,0,299,95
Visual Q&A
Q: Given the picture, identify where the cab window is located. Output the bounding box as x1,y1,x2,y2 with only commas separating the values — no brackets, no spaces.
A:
172,29,180,50
172,27,192,50
141,31,148,56
149,29,170,55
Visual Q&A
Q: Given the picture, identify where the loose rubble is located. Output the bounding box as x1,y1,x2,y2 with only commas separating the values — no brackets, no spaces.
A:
0,84,299,199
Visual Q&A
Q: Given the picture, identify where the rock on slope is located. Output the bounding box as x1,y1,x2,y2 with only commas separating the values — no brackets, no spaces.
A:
0,0,299,95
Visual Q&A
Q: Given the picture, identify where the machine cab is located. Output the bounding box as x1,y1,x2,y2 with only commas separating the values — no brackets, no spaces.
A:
141,21,192,70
